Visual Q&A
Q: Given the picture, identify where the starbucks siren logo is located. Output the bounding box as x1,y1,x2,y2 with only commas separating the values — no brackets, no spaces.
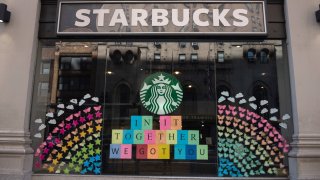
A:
140,72,183,115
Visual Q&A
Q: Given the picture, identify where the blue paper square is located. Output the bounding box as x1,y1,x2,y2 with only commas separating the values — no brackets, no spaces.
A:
123,130,134,144
109,144,121,159
131,116,142,130
177,130,188,144
174,145,186,160
186,145,197,160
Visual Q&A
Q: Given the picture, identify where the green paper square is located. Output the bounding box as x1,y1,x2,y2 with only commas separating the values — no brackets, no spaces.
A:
134,130,145,144
197,145,208,160
142,116,153,130
188,130,199,145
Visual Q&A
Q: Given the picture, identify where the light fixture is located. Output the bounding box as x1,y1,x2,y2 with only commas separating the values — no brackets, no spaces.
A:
154,53,161,62
191,53,198,63
109,47,139,65
0,3,10,23
179,54,186,63
107,71,113,75
261,72,266,76
188,85,192,88
217,51,225,63
154,42,161,48
174,71,180,75
110,50,122,64
259,48,270,64
246,48,257,62
236,45,241,48
191,42,199,50
316,4,320,22
123,50,135,64
179,42,186,48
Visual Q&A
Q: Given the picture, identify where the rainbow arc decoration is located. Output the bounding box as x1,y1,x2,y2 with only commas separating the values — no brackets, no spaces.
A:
217,92,290,177
33,95,103,174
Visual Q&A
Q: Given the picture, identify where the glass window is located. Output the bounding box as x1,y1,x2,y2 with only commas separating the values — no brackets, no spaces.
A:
30,41,292,177
40,62,50,75
38,82,49,97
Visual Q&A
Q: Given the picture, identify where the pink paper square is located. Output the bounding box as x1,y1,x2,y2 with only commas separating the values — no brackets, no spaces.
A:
160,116,171,130
144,130,156,144
121,144,132,159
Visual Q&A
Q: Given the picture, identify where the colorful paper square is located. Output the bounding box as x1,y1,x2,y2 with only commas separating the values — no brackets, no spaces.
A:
133,130,144,144
188,130,199,145
186,145,197,160
174,144,186,160
120,144,132,159
166,130,177,144
158,144,170,159
112,130,123,144
109,144,121,159
136,144,148,159
171,116,182,130
123,130,133,144
142,116,153,130
144,130,156,144
131,116,142,130
197,145,208,160
159,116,171,130
147,145,158,159
177,130,188,144
155,130,166,144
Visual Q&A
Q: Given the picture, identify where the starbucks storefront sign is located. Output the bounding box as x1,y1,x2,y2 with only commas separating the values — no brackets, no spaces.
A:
57,1,267,36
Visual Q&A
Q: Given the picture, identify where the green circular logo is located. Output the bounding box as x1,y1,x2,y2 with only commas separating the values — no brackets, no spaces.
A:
140,72,183,115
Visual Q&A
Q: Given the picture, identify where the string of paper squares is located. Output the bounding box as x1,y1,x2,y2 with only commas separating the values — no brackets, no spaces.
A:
109,115,208,160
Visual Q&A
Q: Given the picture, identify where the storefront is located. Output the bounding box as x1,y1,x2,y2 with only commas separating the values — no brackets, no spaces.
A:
1,0,320,180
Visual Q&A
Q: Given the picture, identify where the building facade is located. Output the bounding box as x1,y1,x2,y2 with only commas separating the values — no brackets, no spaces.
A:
0,0,320,180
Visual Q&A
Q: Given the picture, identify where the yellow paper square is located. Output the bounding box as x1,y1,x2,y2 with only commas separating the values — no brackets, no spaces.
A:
158,144,170,159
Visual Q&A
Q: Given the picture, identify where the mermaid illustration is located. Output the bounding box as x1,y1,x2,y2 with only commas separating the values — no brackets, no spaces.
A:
140,73,183,115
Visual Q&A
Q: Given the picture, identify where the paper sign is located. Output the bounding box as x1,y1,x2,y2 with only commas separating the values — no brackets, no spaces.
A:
136,144,148,159
188,130,199,145
171,116,182,130
131,116,142,130
174,145,186,160
112,130,123,144
177,130,188,144
144,130,156,144
121,144,132,159
186,145,197,160
160,116,171,130
197,145,208,160
166,130,177,144
155,130,166,144
147,145,158,159
133,130,144,144
109,144,121,159
123,130,133,144
158,144,170,159
142,116,153,130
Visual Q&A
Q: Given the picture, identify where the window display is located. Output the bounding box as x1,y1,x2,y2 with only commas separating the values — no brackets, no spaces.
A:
30,41,291,177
